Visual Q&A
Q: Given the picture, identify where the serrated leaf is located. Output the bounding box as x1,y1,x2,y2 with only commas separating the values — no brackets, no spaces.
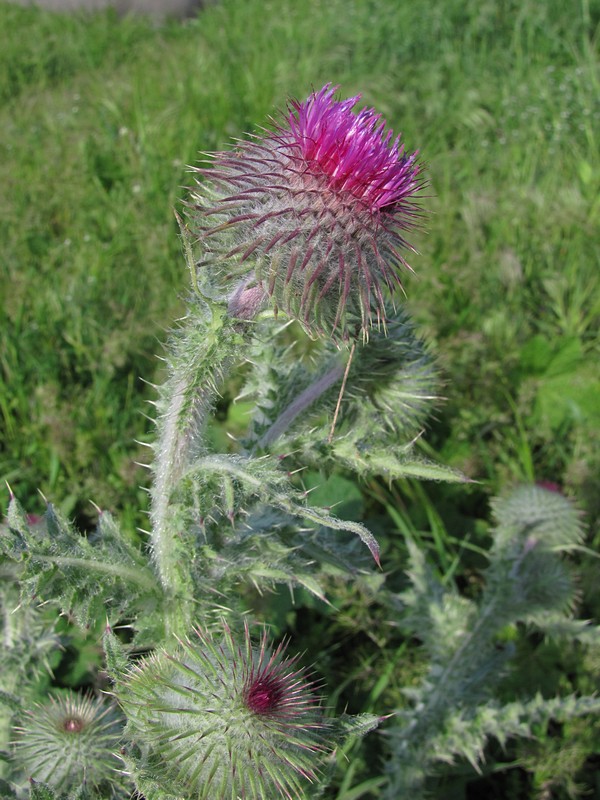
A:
334,713,383,739
292,573,328,601
429,693,600,768
331,439,470,483
180,453,380,562
213,508,372,602
1,498,161,628
284,502,380,565
526,616,600,645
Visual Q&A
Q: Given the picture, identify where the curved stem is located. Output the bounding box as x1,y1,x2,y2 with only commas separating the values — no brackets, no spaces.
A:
257,361,345,449
150,368,204,586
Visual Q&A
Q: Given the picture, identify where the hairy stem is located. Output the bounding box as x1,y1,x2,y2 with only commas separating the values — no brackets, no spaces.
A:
0,596,14,778
149,301,247,635
150,367,205,587
28,555,157,591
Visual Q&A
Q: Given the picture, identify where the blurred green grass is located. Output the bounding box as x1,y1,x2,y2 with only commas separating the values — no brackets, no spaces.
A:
0,0,599,793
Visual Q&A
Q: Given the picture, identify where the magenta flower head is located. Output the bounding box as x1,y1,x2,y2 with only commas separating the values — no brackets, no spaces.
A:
191,84,423,339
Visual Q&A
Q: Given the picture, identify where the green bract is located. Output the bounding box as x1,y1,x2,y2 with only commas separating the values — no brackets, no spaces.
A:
116,624,332,800
12,692,126,797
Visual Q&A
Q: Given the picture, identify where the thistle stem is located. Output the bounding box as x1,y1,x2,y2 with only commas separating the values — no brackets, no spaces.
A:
149,302,244,635
257,360,345,449
150,370,206,635
328,341,355,442
150,369,199,580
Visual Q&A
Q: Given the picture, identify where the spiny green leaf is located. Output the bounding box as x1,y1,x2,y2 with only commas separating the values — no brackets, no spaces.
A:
281,499,380,564
211,508,373,603
332,441,470,483
1,498,161,629
333,713,383,739
429,694,600,768
103,627,130,681
179,452,380,562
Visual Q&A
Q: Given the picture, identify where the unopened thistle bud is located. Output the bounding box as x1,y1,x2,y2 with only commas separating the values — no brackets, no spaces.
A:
191,83,423,339
116,623,331,800
348,308,438,441
12,691,125,796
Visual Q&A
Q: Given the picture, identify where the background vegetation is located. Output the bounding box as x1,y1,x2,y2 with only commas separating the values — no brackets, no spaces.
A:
0,0,598,796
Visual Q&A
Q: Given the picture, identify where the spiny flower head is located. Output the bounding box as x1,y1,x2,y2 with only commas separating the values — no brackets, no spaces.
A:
192,84,423,339
116,622,331,800
12,691,126,796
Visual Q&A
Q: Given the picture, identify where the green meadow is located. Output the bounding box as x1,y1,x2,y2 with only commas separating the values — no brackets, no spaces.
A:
0,0,599,795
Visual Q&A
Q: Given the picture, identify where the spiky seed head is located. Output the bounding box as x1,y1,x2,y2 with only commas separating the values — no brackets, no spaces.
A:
12,691,125,796
115,622,331,800
191,84,423,340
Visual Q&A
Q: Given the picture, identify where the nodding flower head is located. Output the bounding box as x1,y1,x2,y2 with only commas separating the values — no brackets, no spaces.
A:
116,622,332,800
191,84,424,340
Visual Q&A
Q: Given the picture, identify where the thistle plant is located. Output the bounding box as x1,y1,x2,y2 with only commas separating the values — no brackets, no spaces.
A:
382,485,600,797
1,85,598,799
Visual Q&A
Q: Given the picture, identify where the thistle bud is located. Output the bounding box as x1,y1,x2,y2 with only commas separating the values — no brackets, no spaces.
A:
12,691,125,796
116,622,332,800
191,84,423,340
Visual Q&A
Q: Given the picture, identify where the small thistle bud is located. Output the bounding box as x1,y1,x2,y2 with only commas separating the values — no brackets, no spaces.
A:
12,691,126,796
192,83,423,339
491,484,584,549
348,308,438,442
116,622,332,800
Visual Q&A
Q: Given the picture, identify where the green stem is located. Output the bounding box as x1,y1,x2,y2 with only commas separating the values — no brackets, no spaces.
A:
29,555,157,591
150,366,201,587
257,360,345,449
149,301,246,635
0,596,14,778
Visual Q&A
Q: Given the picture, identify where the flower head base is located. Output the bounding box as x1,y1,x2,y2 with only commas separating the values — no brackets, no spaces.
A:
116,622,331,800
192,84,423,339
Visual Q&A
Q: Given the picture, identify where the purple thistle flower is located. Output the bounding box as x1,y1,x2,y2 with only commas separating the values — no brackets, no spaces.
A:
242,626,320,722
191,84,423,339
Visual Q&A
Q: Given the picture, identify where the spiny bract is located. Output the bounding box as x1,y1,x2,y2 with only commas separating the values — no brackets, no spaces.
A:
12,691,125,795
